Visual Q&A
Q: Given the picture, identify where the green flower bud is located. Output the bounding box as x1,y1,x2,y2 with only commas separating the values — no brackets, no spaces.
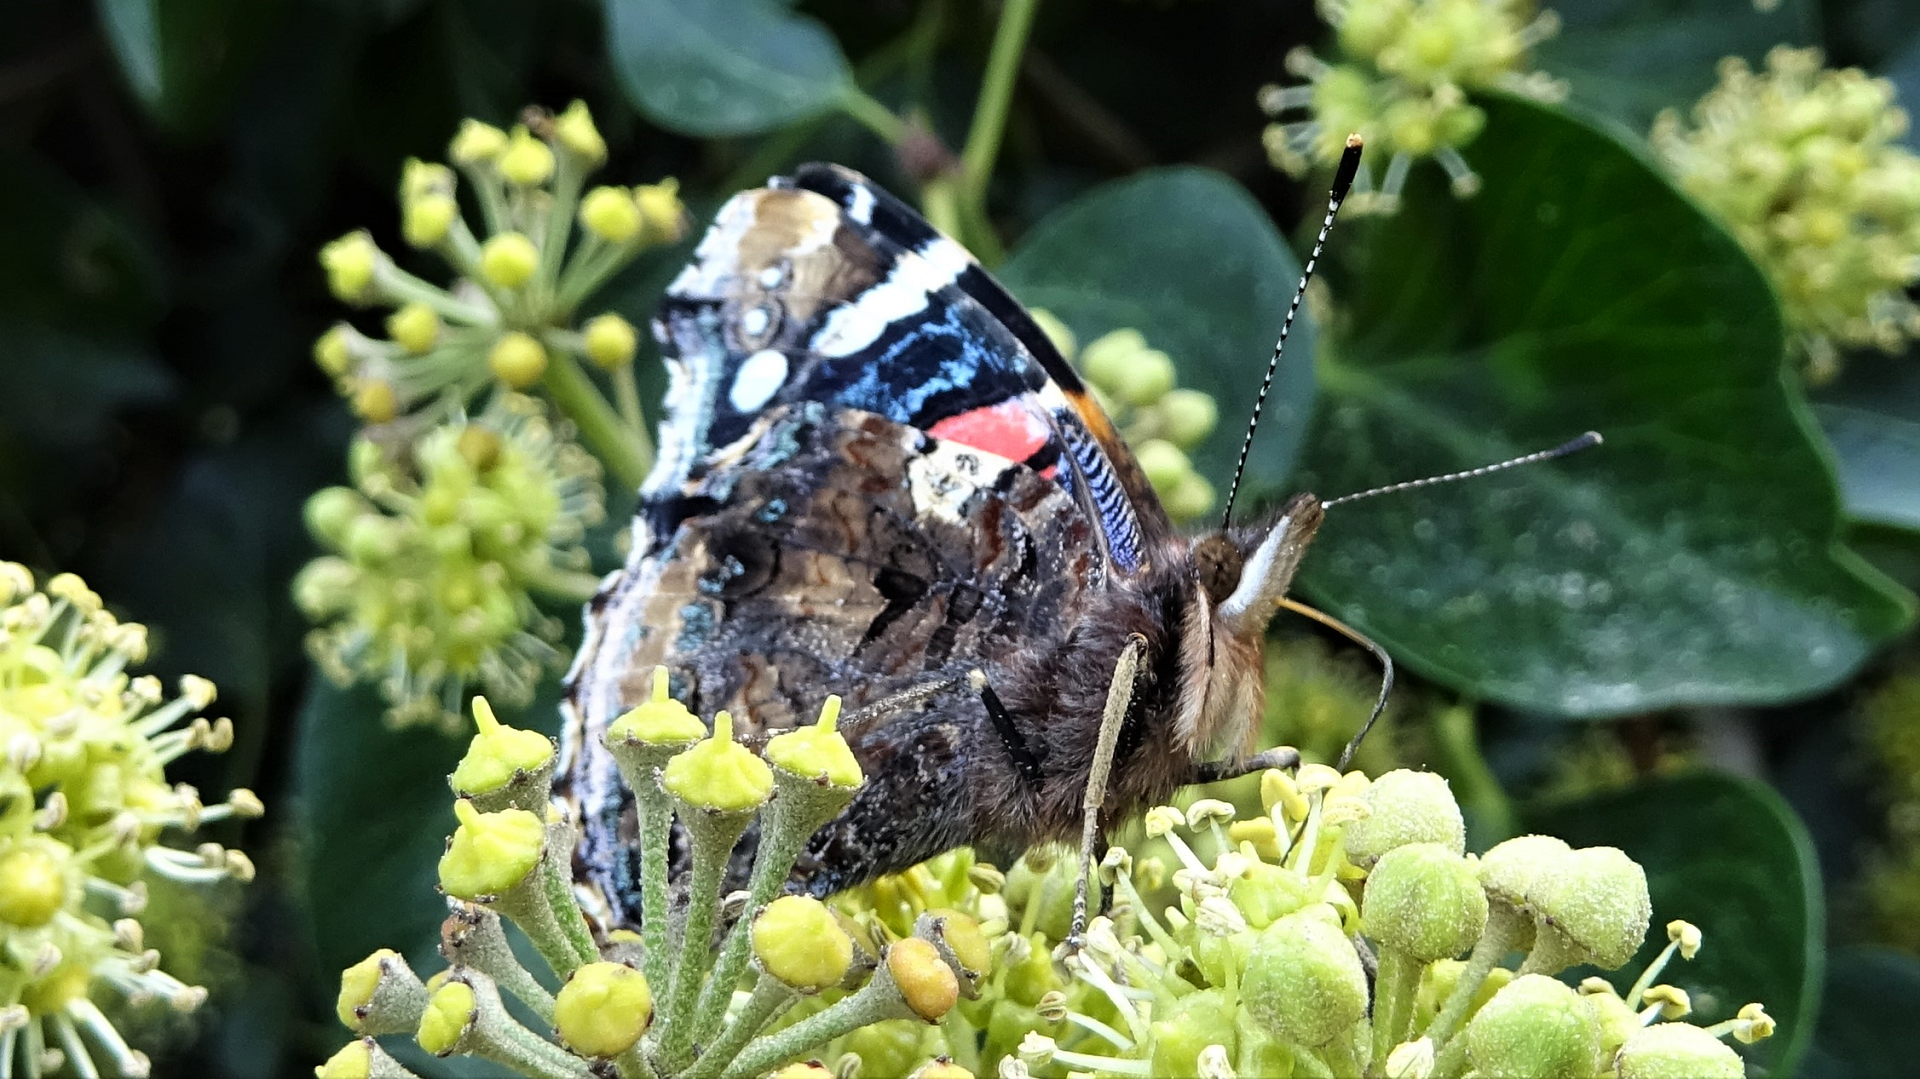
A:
1228,855,1315,929
450,120,509,165
582,313,638,370
553,962,652,1057
886,937,959,1020
1158,388,1219,448
753,895,853,991
478,232,539,289
909,1060,974,1079
1163,472,1217,521
498,126,554,186
1337,0,1411,59
0,842,68,927
662,710,772,812
771,1065,835,1079
764,695,863,788
314,324,355,377
1528,846,1650,972
450,696,554,798
922,908,991,979
1343,769,1465,866
1480,834,1570,913
415,979,476,1056
305,487,368,546
608,666,705,746
436,799,544,899
387,302,441,355
1079,328,1148,394
487,332,547,389
1463,974,1601,1079
580,186,641,244
316,1040,371,1079
1149,987,1237,1078
1386,1036,1435,1079
1243,906,1368,1046
335,948,428,1035
320,232,380,303
1363,842,1488,961
1616,1023,1744,1079
1133,439,1191,494
1583,984,1641,1054
635,180,686,243
553,100,607,165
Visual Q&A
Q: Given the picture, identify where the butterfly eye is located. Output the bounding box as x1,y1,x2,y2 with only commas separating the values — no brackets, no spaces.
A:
1192,533,1246,606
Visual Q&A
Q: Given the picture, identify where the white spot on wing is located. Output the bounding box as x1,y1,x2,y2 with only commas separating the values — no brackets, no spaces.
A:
847,183,875,225
812,239,972,358
907,440,1002,524
740,305,772,338
729,349,789,413
669,190,835,299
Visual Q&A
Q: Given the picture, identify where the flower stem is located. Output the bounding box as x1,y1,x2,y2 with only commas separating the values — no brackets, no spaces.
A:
960,0,1040,211
1371,948,1420,1074
1431,704,1514,843
656,808,752,1067
612,363,647,439
714,976,910,1079
839,86,907,144
680,974,797,1079
539,347,649,489
1427,906,1528,1052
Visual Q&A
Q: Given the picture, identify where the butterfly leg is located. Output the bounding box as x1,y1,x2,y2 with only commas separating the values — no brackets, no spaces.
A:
1067,633,1147,953
972,671,1045,787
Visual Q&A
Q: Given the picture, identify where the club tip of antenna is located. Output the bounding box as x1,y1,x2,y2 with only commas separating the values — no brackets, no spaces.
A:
1332,135,1364,202
1559,430,1603,454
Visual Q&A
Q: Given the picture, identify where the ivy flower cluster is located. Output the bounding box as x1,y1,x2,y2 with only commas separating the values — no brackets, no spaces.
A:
1013,768,1772,1078
323,673,982,1079
1260,0,1565,210
1651,47,1920,380
1861,659,1920,953
0,565,262,1079
1030,311,1220,521
295,394,605,731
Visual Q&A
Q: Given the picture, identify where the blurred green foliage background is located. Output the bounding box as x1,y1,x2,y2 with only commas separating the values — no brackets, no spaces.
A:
8,0,1920,1075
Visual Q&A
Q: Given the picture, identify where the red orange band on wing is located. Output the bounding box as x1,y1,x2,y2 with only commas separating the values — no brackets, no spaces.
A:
927,397,1053,465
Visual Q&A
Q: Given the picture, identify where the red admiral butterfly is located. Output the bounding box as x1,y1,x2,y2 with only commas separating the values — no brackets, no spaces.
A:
556,139,1554,929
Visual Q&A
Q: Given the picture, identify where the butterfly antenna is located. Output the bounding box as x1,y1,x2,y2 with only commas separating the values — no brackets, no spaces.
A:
1220,133,1365,530
1321,432,1603,509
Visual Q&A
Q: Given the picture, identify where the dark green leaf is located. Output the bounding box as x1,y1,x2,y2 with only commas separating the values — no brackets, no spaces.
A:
94,0,280,131
1799,946,1920,1079
1529,772,1823,1076
998,166,1314,498
603,0,851,137
1537,0,1818,135
1303,95,1912,717
1813,355,1920,533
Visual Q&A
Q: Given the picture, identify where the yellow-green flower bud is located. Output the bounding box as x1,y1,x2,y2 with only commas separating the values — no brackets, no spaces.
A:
334,948,428,1035
0,842,68,927
450,120,509,165
1463,974,1601,1079
351,380,399,424
1616,1023,1743,1079
886,936,959,1020
1148,987,1236,1078
1079,328,1146,394
450,696,554,797
305,487,368,546
753,895,853,991
924,909,991,977
1228,855,1314,929
1243,906,1368,1046
1337,0,1411,60
1583,983,1641,1053
662,710,773,812
499,126,554,186
320,232,380,303
1343,768,1466,865
416,979,477,1056
314,324,355,377
908,1060,974,1079
316,1040,371,1079
1163,472,1216,521
1134,438,1191,494
387,302,441,355
582,313,639,370
487,331,547,389
404,194,459,249
764,695,863,788
1528,846,1650,972
1386,1036,1435,1079
635,180,686,242
554,100,607,165
1158,388,1219,448
436,799,544,899
479,232,539,289
608,666,706,746
1362,842,1488,961
580,186,641,243
336,950,392,1028
553,961,652,1057
771,1066,835,1079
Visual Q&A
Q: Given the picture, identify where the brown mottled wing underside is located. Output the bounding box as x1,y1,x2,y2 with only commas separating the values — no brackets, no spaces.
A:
561,402,1101,923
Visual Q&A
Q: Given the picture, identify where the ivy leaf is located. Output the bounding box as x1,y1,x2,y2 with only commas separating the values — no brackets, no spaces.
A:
1813,355,1920,533
999,166,1314,500
1302,95,1912,717
94,0,276,132
603,0,851,137
1529,773,1823,1076
1800,947,1920,1079
1536,0,1818,134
